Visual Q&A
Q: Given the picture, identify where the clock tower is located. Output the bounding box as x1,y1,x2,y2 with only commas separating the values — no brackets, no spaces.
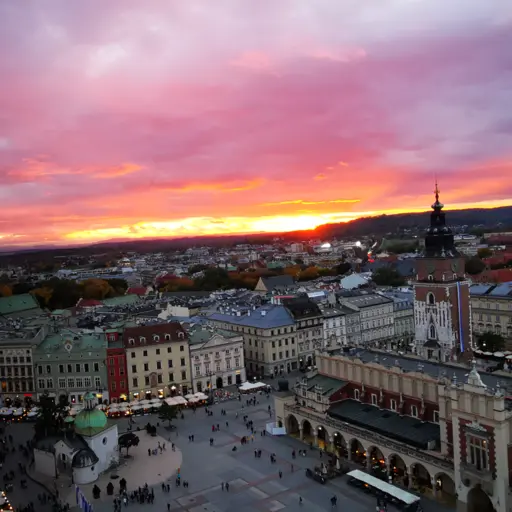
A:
413,184,473,362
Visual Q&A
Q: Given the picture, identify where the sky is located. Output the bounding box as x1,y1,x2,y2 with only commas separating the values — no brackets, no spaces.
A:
1,0,512,248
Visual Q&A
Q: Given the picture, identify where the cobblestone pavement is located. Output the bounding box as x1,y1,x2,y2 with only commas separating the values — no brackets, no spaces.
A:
54,394,454,512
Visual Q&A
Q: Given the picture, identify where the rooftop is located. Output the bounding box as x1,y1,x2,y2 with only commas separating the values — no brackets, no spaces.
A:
339,292,393,308
123,322,187,348
470,282,512,298
328,399,440,450
299,374,348,396
0,293,42,317
209,304,294,329
35,329,107,355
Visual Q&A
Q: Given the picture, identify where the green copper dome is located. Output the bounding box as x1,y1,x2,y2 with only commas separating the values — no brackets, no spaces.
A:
74,392,108,436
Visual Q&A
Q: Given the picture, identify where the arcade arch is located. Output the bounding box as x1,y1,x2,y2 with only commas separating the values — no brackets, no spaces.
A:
367,446,386,476
467,485,495,512
286,414,300,436
388,453,407,484
349,438,366,465
434,472,456,505
332,432,347,458
410,462,432,492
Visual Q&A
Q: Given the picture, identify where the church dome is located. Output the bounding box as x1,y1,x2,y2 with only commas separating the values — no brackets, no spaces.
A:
74,392,108,436
72,448,99,469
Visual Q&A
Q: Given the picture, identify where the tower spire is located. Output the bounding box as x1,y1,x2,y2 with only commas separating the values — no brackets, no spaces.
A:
434,179,440,203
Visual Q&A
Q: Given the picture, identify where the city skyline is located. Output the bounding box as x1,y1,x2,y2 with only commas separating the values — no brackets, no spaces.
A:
1,0,512,248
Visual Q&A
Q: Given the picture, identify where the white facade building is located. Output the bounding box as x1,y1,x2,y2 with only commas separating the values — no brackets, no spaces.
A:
189,328,246,392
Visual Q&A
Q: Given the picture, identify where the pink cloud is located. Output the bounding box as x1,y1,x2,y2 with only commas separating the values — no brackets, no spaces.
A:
0,1,511,245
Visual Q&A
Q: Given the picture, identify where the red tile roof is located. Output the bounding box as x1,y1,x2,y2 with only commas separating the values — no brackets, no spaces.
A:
76,298,103,307
123,322,187,348
126,287,147,296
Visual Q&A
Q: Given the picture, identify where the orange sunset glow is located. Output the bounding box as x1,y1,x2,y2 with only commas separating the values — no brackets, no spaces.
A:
1,2,512,248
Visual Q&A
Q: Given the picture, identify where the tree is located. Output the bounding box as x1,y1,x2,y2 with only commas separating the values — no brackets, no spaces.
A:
477,332,505,353
35,392,66,439
158,402,178,427
465,257,486,275
335,262,352,276
298,266,320,281
0,284,12,297
118,432,139,455
371,267,406,287
477,248,492,259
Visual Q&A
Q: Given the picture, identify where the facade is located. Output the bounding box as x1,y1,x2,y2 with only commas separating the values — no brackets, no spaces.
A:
209,304,297,378
283,297,323,368
0,323,47,404
188,327,246,392
381,290,415,350
320,304,347,348
124,322,192,399
33,329,109,404
413,187,473,361
254,275,295,294
106,329,129,403
340,293,394,347
470,282,512,343
275,348,510,512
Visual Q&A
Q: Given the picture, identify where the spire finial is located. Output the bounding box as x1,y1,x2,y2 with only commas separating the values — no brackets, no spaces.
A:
434,178,440,203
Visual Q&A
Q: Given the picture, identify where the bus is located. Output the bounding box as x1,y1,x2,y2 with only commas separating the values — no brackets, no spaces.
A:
346,470,423,511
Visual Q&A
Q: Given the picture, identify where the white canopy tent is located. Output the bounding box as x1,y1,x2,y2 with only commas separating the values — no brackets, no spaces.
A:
239,381,267,392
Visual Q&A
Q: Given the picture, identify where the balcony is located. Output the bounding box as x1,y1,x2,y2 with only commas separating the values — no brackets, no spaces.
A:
460,462,494,485
284,403,453,471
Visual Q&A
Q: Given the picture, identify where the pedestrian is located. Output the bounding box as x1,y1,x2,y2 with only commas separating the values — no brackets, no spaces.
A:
299,496,303,505
225,482,230,492
279,470,282,479
221,482,225,491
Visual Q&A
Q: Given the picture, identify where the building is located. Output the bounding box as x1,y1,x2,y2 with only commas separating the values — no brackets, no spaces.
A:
413,186,473,361
340,292,394,348
274,348,511,512
124,322,192,399
0,293,43,319
0,322,48,405
283,297,323,369
105,329,129,403
320,303,347,348
188,327,246,392
254,275,295,294
33,329,109,404
470,282,512,343
380,290,415,350
33,391,119,485
209,304,297,378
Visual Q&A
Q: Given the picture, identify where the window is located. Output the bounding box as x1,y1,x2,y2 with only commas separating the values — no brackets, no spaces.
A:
75,364,81,373
143,350,148,357
156,361,162,370
156,349,160,355
59,364,65,373
132,377,138,388
169,373,174,382
168,360,173,368
38,379,45,389
94,376,101,388
109,358,114,365
468,436,488,471
410,405,418,418
67,378,75,389
144,363,149,372
216,363,221,372
111,382,117,391
181,370,187,380
132,365,137,373
354,389,360,400
145,376,150,386
428,324,436,339
433,410,440,423
390,399,397,411
76,377,83,388
371,394,377,406
167,347,172,353
427,292,435,305
180,345,184,352
226,359,231,370
131,352,136,359
94,363,99,372
84,377,91,388
58,378,66,388
195,365,201,377
157,374,163,384
84,363,89,372
180,358,185,367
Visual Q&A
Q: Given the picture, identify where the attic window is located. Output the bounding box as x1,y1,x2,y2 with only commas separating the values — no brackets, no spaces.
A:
164,334,171,341
128,338,134,345
153,335,160,342
140,336,146,343
428,275,434,281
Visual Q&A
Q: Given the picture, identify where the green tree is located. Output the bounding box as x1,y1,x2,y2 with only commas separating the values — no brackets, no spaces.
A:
187,264,209,275
477,332,505,352
158,402,178,427
465,257,486,275
371,267,406,287
477,248,492,259
335,262,352,276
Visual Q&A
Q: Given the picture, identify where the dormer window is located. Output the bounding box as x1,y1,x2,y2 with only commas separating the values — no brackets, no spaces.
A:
139,336,146,344
164,334,171,341
153,335,160,342
428,275,434,281
128,338,134,345
411,405,418,418
354,389,360,400
178,332,185,339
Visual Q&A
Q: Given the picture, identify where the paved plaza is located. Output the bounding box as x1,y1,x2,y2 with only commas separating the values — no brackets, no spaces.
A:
2,392,457,511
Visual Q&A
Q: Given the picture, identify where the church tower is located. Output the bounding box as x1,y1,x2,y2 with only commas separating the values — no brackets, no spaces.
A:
413,184,473,362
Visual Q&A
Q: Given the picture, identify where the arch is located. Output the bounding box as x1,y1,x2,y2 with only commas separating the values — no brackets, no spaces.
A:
215,376,223,389
316,425,328,449
429,324,436,339
367,446,386,476
388,453,407,484
332,431,347,458
286,415,300,437
349,438,366,466
427,292,435,305
410,462,432,493
301,419,313,442
467,485,495,512
434,472,456,505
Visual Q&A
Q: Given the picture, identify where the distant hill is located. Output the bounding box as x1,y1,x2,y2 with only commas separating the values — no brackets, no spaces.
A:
1,205,511,260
